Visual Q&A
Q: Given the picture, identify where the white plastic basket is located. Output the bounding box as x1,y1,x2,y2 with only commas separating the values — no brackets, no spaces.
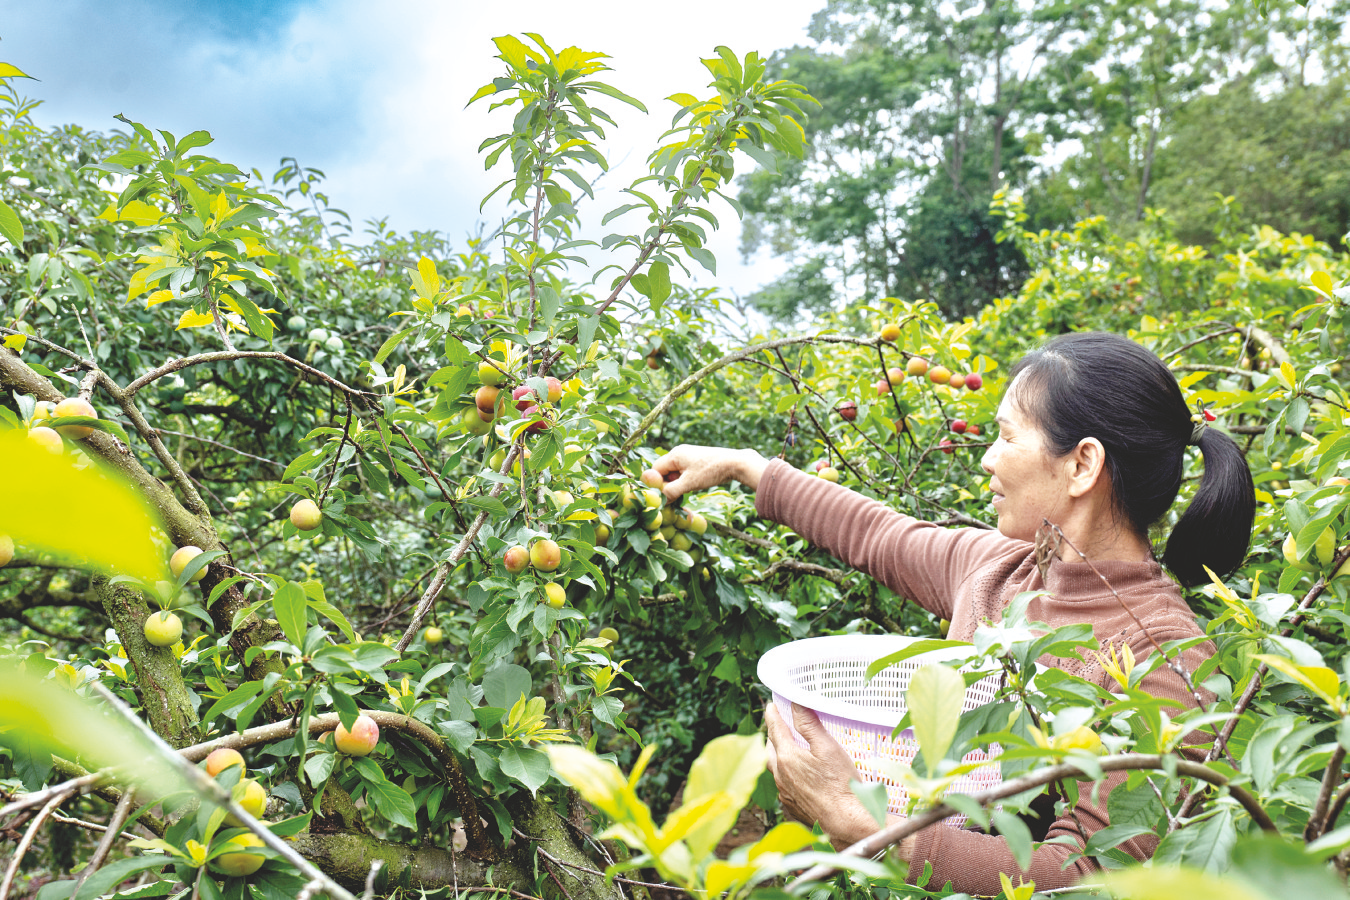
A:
757,634,1003,828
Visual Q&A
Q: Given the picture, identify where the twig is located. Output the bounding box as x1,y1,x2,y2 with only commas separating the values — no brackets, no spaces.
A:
533,845,676,893
156,428,283,468
0,791,72,900
1309,744,1347,840
787,753,1274,887
87,683,361,900
72,787,136,894
362,860,384,900
394,443,525,652
0,772,104,819
1163,326,1239,362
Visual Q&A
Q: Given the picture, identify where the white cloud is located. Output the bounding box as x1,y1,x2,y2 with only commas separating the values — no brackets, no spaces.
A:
9,0,823,296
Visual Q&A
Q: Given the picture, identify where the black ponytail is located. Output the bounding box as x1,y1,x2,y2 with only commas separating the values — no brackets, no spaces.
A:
1162,427,1256,587
1008,332,1255,588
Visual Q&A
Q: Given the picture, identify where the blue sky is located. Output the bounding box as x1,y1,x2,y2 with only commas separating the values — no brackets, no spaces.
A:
4,0,825,296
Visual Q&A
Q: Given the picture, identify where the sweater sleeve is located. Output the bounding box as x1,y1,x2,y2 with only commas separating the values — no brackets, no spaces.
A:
755,458,1021,620
905,626,1217,893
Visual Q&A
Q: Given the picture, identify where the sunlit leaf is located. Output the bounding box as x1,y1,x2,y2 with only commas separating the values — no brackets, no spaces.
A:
0,432,168,583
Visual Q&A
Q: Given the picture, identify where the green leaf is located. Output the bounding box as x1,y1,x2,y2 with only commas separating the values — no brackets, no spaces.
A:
272,581,309,647
991,809,1032,871
1102,866,1266,900
498,745,551,794
483,664,532,710
591,695,623,726
362,772,419,828
73,856,171,900
304,750,335,788
907,663,964,772
0,433,169,584
648,261,671,309
682,733,767,859
0,198,25,247
851,780,888,827
374,326,418,365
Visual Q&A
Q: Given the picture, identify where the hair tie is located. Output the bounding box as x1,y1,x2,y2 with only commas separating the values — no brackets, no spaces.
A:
1190,421,1207,446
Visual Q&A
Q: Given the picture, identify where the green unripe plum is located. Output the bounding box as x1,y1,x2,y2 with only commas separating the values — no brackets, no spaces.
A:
324,335,344,352
214,833,266,877
462,408,492,436
144,611,183,647
287,315,307,332
530,539,562,572
594,524,611,546
688,546,703,564
686,512,708,535
225,778,268,826
290,499,322,531
478,360,506,386
542,582,566,608
642,508,663,531
308,328,329,342
642,488,663,510
170,545,207,583
660,524,676,541
671,532,693,553
598,626,619,644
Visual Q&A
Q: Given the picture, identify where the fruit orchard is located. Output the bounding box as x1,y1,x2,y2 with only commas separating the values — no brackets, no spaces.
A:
2,31,1350,900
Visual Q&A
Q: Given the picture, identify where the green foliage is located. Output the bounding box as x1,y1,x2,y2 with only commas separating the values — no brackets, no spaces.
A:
3,25,1350,900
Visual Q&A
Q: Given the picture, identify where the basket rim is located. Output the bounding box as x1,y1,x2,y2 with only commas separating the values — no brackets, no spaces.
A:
757,634,997,728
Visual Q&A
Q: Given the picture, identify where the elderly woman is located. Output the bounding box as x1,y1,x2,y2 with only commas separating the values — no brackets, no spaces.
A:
654,332,1255,894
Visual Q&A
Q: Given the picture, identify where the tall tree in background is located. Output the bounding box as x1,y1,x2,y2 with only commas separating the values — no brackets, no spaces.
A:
1033,0,1350,246
739,0,1092,319
741,0,1350,322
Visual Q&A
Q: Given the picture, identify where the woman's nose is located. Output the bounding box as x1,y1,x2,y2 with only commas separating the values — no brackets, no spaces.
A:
979,442,996,476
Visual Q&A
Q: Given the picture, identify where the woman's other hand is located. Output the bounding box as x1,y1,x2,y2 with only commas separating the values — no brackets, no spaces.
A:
764,702,887,850
654,445,768,502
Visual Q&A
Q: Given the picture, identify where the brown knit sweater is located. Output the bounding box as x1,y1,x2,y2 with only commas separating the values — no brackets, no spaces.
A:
756,459,1214,895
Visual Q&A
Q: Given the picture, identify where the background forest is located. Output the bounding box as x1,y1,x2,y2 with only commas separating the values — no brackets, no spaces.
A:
1,1,1349,899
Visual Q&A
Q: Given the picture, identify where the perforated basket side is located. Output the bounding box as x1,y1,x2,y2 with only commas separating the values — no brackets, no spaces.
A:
773,692,1002,829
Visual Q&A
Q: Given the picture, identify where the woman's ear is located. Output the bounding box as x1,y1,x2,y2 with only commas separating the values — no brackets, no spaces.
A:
1066,437,1108,499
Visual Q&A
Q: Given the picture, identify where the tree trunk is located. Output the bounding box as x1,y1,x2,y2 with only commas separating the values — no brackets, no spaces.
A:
95,576,202,748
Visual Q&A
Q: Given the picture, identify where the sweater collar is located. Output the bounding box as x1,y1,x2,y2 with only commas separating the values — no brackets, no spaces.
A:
1042,554,1174,600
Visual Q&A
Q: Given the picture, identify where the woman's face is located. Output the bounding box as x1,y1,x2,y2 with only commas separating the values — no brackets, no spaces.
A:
980,379,1071,543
